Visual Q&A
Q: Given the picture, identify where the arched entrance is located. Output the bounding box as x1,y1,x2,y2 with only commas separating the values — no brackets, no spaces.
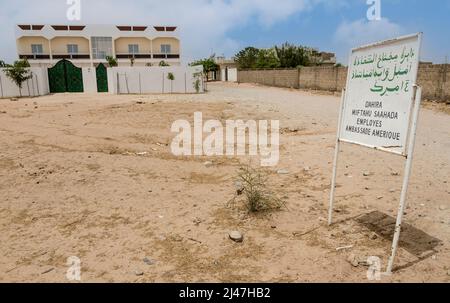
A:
96,63,108,92
48,59,84,93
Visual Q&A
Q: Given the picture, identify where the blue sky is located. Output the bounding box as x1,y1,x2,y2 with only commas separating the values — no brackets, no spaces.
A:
0,0,449,64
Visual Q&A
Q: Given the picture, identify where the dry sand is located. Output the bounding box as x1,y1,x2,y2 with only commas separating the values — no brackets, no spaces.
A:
0,82,449,282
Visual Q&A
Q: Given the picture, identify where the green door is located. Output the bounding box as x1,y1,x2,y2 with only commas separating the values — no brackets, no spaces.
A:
48,59,84,93
96,63,108,92
65,60,83,92
48,60,67,93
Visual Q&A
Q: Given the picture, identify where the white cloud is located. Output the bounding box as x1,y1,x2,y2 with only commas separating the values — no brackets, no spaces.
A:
333,18,405,64
0,0,320,64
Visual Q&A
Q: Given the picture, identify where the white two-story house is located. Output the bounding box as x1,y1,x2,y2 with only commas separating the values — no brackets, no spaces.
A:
15,24,181,67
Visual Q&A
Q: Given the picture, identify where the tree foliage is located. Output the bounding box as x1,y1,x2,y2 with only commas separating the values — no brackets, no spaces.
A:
4,59,31,97
255,48,280,69
235,43,325,69
189,55,219,81
235,47,260,69
274,43,310,68
0,60,7,68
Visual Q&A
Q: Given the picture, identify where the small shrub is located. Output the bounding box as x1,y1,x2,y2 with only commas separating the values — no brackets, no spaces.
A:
228,165,286,213
167,72,175,93
106,56,118,67
159,60,170,67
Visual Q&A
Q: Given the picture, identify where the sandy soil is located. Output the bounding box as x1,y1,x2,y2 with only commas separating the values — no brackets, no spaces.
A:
0,82,449,282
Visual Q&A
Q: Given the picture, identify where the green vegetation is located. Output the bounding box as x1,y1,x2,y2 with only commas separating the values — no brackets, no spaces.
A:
105,56,118,67
235,42,327,69
189,55,219,82
159,60,170,67
234,47,260,69
167,72,175,93
228,166,286,214
4,59,32,97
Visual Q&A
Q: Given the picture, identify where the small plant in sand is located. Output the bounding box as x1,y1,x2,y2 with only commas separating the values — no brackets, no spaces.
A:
167,72,175,93
228,165,286,213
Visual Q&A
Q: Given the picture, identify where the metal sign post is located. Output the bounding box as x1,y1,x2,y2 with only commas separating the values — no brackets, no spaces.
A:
386,85,422,274
327,33,423,274
328,89,346,225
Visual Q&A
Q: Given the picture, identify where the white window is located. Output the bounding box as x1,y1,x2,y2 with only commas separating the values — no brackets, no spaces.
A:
161,44,171,54
91,37,113,59
31,44,43,54
128,44,139,54
67,44,79,54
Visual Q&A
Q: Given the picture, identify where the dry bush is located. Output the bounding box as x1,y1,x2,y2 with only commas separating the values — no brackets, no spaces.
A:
228,165,286,213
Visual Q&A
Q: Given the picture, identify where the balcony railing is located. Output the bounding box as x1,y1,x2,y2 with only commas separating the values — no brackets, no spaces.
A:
116,53,180,59
52,53,90,60
152,54,180,59
19,53,180,61
19,54,51,60
116,53,152,59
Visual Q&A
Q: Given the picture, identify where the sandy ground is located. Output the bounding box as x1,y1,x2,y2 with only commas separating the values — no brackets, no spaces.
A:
0,82,449,282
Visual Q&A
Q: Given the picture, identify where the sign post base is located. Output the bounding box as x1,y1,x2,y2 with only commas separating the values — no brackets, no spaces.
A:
386,85,422,274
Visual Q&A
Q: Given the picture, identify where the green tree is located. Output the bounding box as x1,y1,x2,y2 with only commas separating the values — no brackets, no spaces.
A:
4,59,31,97
106,56,118,67
235,47,260,69
167,72,175,93
159,60,170,67
0,60,7,68
189,56,219,82
275,43,310,68
255,48,280,68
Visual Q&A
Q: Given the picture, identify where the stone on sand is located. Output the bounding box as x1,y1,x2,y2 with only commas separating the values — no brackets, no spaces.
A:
347,253,360,267
277,169,290,175
229,231,243,243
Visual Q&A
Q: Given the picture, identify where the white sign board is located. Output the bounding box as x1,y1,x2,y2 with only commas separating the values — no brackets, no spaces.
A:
339,33,421,156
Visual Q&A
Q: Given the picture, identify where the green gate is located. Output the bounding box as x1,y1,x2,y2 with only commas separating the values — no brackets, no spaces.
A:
96,63,108,92
48,59,84,93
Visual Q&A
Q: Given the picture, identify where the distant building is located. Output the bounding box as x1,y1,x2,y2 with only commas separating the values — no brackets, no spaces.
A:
318,52,337,66
215,56,238,82
15,24,181,67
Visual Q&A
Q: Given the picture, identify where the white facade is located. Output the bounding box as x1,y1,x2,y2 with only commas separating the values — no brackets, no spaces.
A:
0,67,49,98
107,66,204,94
